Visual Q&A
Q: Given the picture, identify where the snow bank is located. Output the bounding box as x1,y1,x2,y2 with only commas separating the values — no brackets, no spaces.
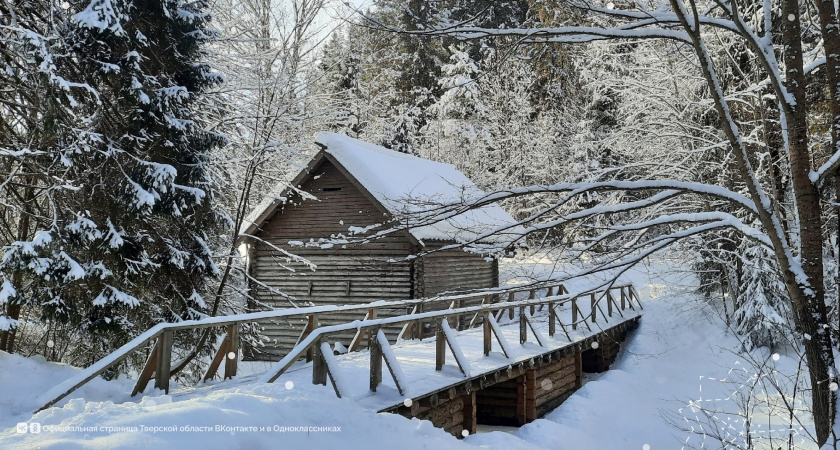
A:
1,383,466,449
0,351,135,430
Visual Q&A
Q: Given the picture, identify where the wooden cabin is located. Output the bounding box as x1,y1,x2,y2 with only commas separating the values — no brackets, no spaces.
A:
240,132,522,361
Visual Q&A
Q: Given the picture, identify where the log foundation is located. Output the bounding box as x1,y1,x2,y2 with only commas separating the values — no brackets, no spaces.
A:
390,318,637,438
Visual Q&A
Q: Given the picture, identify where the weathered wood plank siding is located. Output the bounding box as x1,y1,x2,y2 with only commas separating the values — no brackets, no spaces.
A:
246,160,415,360
418,245,498,312
419,246,497,296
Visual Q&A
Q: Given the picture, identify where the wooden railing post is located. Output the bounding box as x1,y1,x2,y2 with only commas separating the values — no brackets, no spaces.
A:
451,299,460,329
415,302,424,339
538,286,551,313
508,292,515,319
607,291,614,318
590,293,597,323
370,328,383,392
305,314,318,362
435,321,445,371
519,306,527,344
572,297,579,330
312,337,327,386
483,311,491,356
621,287,627,309
548,302,556,337
154,330,173,393
224,324,239,379
529,289,536,315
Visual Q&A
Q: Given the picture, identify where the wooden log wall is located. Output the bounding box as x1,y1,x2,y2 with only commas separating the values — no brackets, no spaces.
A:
476,376,524,426
246,160,416,360
398,393,471,437
419,246,498,299
245,159,504,360
532,354,580,418
415,245,499,335
388,321,637,437
581,331,626,373
474,354,582,426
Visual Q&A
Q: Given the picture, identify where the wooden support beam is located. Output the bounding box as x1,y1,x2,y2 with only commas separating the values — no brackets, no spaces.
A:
610,292,625,318
468,296,489,329
131,345,158,396
154,330,173,393
450,299,460,329
440,320,469,377
524,314,546,347
224,324,239,379
595,302,609,326
539,287,553,313
203,335,229,382
525,369,537,422
376,330,407,396
556,309,573,341
621,288,627,309
312,338,327,386
397,305,418,341
370,329,383,392
572,298,579,330
487,314,512,358
607,291,614,317
630,285,644,309
320,342,346,398
350,309,375,352
590,293,597,323
462,391,477,436
558,284,569,295
519,306,527,345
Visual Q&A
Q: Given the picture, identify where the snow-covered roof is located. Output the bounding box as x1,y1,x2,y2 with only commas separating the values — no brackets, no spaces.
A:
241,132,523,248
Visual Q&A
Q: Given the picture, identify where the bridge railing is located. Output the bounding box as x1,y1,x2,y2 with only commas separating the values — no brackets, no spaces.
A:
35,282,642,412
258,283,643,398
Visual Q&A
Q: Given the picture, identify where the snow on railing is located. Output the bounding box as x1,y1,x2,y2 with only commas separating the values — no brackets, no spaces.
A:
36,282,643,413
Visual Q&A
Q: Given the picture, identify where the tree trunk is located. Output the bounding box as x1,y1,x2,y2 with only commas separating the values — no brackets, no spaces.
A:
782,0,837,442
0,191,31,354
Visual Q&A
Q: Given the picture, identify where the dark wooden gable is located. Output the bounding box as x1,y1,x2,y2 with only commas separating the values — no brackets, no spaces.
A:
247,158,417,360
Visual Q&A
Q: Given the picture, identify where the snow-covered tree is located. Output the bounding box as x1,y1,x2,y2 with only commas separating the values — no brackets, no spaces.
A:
373,0,840,442
0,0,224,366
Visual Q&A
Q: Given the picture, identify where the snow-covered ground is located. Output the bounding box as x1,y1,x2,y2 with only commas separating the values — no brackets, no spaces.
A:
0,256,826,449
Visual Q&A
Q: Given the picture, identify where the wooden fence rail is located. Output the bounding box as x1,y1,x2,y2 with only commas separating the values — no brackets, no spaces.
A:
36,282,642,413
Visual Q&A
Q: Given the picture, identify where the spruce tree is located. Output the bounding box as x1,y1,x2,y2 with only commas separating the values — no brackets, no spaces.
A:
0,0,224,365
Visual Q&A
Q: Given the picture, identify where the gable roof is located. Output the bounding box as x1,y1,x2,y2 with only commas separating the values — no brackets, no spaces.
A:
241,132,523,249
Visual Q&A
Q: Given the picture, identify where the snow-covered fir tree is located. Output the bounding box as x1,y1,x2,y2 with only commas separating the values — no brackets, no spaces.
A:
0,0,225,365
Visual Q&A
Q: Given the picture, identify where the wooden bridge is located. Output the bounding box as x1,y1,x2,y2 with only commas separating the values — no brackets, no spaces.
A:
35,282,643,437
